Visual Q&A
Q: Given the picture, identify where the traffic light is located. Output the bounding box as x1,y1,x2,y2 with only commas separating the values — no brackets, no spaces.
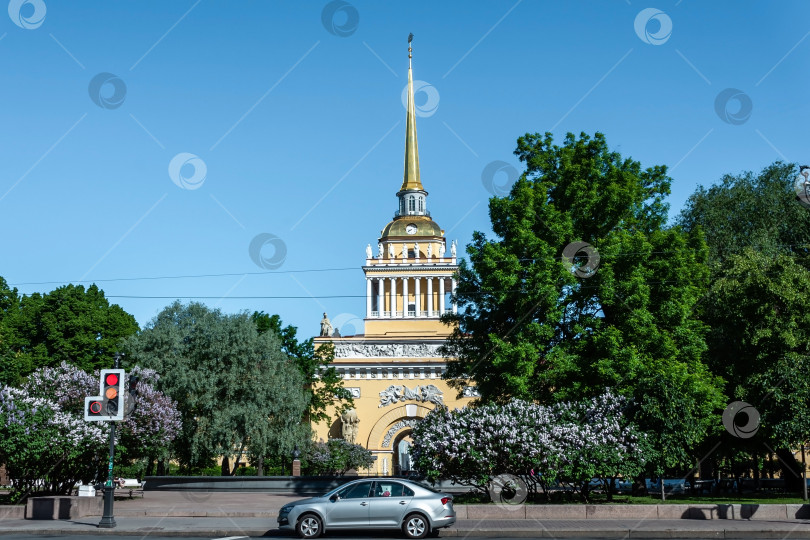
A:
84,369,125,421
124,375,139,416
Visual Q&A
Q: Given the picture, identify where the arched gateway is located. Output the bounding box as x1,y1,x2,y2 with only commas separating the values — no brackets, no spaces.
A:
312,37,477,473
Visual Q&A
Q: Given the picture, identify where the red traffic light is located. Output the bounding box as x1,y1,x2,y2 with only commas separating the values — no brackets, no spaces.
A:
105,373,119,386
89,401,102,414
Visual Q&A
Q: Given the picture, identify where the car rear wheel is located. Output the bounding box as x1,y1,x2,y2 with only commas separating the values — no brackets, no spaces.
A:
296,514,323,539
403,513,430,539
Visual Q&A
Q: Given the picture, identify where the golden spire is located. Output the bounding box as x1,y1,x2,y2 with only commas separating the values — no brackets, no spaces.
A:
401,33,423,192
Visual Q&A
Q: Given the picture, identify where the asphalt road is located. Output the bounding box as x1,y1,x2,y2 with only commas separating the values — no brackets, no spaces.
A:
0,537,693,540
0,536,788,540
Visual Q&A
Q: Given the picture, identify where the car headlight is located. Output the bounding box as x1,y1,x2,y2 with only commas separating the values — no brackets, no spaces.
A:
280,505,293,515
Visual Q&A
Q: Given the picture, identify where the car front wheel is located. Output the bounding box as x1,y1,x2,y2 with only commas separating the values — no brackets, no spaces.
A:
296,514,323,539
403,513,430,539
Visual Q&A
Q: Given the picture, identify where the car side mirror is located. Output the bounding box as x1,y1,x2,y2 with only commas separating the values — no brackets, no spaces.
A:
330,494,339,502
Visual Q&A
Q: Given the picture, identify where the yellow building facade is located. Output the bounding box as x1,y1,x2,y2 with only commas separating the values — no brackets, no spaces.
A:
312,39,477,474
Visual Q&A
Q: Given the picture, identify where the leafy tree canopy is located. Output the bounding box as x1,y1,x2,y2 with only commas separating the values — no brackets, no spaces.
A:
252,311,353,425
126,302,310,471
679,162,810,456
677,161,810,265
442,132,724,472
0,280,138,385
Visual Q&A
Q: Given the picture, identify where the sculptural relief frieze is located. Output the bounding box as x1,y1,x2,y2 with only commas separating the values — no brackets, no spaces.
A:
334,342,443,359
379,384,443,407
382,419,420,448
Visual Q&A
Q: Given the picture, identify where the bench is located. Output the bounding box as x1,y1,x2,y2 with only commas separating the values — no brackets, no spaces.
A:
116,479,144,498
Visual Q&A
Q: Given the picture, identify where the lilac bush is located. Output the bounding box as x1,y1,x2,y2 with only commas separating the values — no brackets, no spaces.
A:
306,439,374,476
0,385,106,501
0,362,180,501
410,390,647,501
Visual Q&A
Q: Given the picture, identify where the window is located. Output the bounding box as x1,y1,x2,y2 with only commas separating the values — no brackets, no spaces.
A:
408,195,415,212
338,481,372,499
398,439,412,471
418,197,423,212
373,482,412,498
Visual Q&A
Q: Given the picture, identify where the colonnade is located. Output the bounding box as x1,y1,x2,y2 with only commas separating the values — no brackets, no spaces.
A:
366,276,457,318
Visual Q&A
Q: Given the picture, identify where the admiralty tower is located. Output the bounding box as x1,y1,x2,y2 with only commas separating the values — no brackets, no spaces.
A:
312,36,477,475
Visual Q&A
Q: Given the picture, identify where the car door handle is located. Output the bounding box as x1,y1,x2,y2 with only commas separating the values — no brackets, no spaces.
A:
360,502,368,506
399,501,407,505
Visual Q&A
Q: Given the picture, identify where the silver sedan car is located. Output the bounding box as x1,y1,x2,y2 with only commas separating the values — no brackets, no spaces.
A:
277,478,456,539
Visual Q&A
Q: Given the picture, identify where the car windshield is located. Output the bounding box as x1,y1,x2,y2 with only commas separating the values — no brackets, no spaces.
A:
323,481,364,498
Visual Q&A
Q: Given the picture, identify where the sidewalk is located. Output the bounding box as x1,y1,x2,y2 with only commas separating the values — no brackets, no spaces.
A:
1,491,809,538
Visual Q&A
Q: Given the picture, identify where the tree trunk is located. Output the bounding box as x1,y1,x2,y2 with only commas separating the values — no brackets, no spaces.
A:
776,448,803,492
221,456,231,476
802,445,808,501
257,456,264,477
631,473,648,496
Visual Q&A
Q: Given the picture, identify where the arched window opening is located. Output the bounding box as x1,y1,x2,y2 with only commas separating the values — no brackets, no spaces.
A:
408,196,415,212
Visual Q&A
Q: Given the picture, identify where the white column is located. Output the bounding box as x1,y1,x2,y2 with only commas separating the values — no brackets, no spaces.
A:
403,277,409,317
427,278,433,317
439,277,445,314
390,277,397,318
415,277,421,317
452,278,458,314
377,278,384,318
366,278,372,318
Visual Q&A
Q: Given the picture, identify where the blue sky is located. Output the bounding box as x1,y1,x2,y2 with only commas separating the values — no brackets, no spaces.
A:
2,0,809,339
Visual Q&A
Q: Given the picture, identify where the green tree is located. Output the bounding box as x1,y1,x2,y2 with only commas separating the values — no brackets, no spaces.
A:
0,277,30,386
252,311,353,425
677,161,810,265
125,302,309,473
0,282,138,378
679,163,810,488
702,250,810,446
443,132,724,476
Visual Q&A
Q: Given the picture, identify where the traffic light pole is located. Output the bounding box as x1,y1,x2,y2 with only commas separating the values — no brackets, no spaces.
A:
98,421,116,528
98,352,122,529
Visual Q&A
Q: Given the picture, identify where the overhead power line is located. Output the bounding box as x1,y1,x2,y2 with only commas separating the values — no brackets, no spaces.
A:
106,295,367,299
9,267,358,286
